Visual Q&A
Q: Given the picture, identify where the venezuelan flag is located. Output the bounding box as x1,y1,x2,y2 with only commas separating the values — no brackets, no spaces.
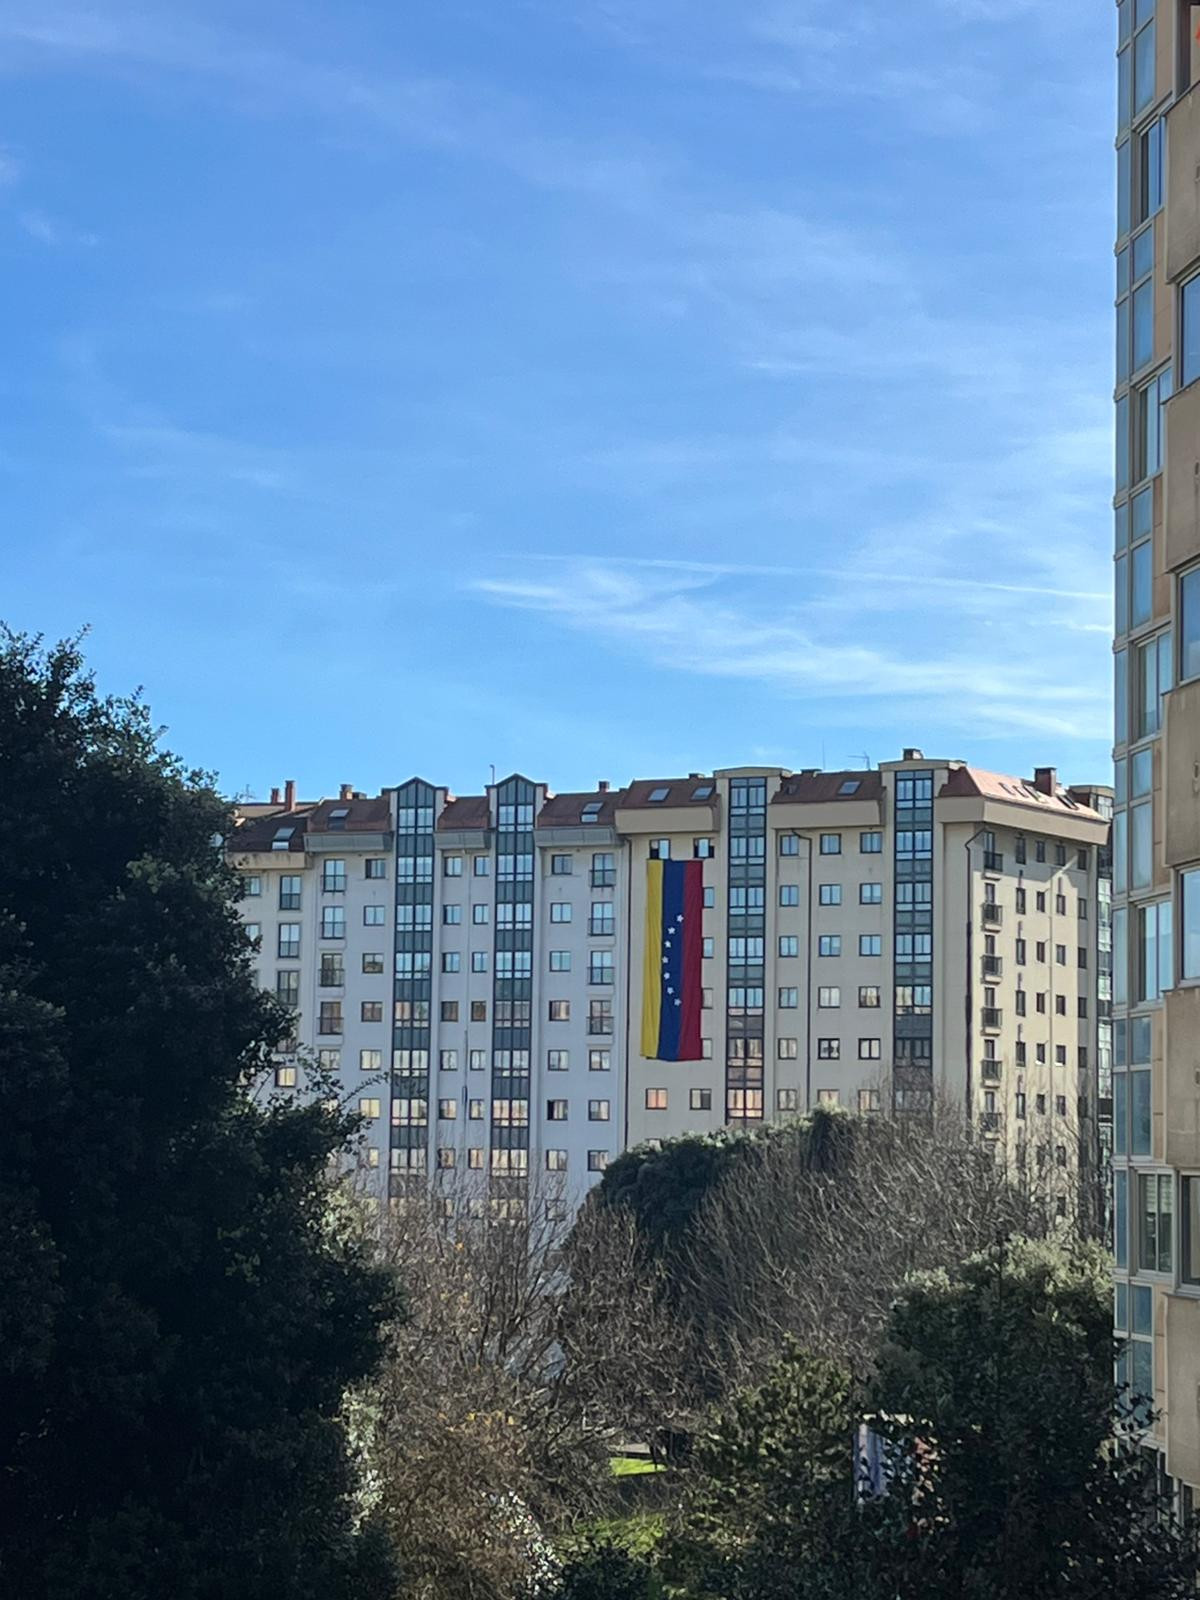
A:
641,858,704,1061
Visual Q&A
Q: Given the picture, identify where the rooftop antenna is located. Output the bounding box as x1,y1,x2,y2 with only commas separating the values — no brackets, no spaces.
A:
862,752,872,770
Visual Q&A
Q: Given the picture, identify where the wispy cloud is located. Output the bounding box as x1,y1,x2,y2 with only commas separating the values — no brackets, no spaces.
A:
17,207,97,246
470,559,1109,742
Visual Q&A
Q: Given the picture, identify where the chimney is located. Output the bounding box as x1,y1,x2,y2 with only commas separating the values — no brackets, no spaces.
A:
1033,766,1057,796
903,747,924,761
340,783,353,800
270,786,280,805
284,778,296,810
598,780,610,793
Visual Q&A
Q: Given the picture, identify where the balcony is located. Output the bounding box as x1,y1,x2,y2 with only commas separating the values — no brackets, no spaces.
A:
588,920,615,937
981,954,1003,980
980,1056,1002,1083
979,1111,1003,1137
587,1017,614,1036
590,871,616,889
982,902,1002,927
980,1007,1003,1032
983,851,1004,874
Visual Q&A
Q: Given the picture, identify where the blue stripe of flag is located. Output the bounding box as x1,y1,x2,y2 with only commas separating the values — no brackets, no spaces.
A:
658,859,686,1060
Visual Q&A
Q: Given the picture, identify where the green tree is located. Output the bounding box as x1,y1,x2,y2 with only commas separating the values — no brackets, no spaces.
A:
0,632,397,1600
661,1341,893,1600
870,1236,1198,1599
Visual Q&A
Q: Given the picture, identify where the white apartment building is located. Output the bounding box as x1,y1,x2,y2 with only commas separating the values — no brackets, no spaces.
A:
228,753,1109,1209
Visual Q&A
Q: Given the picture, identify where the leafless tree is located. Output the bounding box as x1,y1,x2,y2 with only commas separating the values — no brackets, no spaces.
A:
672,1097,1070,1393
363,1178,689,1600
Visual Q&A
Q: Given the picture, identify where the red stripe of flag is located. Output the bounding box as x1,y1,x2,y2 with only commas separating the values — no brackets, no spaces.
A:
677,858,704,1060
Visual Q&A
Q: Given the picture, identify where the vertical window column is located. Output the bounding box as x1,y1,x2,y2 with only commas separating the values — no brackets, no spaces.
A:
491,778,537,1198
392,781,435,1192
726,778,766,1122
893,771,934,1107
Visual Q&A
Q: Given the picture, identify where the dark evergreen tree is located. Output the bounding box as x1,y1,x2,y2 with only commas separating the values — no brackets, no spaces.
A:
0,631,397,1599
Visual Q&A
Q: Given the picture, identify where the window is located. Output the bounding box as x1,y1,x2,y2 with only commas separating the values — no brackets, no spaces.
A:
437,1098,457,1121
469,1049,486,1071
590,903,616,936
820,833,842,855
818,935,841,958
702,937,714,959
778,935,799,957
860,832,882,854
819,883,842,906
243,922,262,949
1055,944,1067,966
361,1001,383,1023
779,833,800,856
547,1098,569,1121
362,904,385,926
591,852,616,887
469,1100,484,1120
551,854,572,875
779,885,800,907
470,999,488,1022
321,906,345,939
694,837,714,858
363,857,386,880
472,903,489,925
277,874,302,910
359,1048,383,1072
588,1048,610,1071
548,1000,569,1021
649,839,671,860
777,1087,799,1112
858,1038,881,1060
359,1097,381,1120
439,1049,458,1072
277,923,301,959
442,952,461,974
441,1001,459,1023
443,904,462,926
588,999,613,1033
443,855,463,878
858,986,880,1008
1140,1172,1174,1274
548,950,572,974
242,874,263,899
817,1090,839,1107
858,1089,881,1113
274,1064,297,1089
817,1037,840,1059
818,986,841,1008
688,1087,713,1111
1138,898,1173,1000
859,882,882,905
547,1050,569,1071
778,1036,798,1059
550,902,572,924
778,987,799,1009
473,856,490,877
589,953,614,985
321,859,347,892
588,1099,611,1121
703,887,715,908
587,1149,609,1171
859,935,882,957
318,1001,342,1035
643,1087,667,1111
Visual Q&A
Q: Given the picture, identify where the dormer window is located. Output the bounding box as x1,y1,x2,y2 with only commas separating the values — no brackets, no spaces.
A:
648,787,670,803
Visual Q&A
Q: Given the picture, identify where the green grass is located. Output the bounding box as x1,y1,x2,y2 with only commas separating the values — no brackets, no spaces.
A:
610,1455,664,1478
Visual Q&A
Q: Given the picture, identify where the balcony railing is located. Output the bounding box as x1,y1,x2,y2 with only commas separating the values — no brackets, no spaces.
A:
587,1017,614,1035
588,920,616,937
980,1111,1003,1136
981,955,1003,979
982,902,1002,926
590,871,616,889
981,1057,1002,1083
981,1007,1003,1031
983,851,1004,873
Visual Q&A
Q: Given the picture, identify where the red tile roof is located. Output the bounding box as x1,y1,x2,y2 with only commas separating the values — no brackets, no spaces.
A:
772,770,883,804
437,795,490,831
939,766,1105,820
306,796,392,833
230,806,315,852
536,789,620,827
619,777,716,809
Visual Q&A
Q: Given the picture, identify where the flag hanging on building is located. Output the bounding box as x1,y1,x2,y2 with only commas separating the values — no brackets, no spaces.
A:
641,858,703,1061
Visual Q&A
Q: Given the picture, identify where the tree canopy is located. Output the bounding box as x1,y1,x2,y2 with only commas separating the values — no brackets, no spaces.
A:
0,631,397,1600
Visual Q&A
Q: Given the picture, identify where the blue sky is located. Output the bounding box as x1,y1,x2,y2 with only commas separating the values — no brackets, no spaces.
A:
2,0,1115,799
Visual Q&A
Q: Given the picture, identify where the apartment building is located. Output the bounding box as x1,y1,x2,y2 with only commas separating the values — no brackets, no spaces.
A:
227,753,1106,1220
1112,0,1200,1507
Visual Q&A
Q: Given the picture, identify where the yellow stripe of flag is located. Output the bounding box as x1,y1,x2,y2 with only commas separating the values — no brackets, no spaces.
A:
641,858,663,1058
